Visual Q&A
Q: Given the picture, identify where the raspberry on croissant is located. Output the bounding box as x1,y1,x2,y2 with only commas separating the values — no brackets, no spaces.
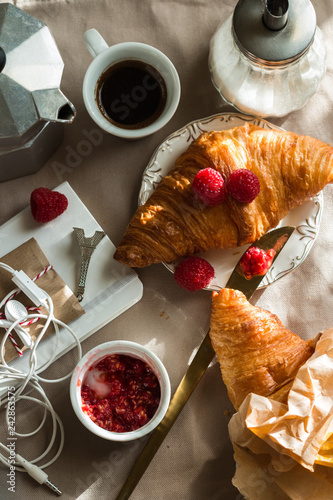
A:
114,124,333,268
209,288,317,410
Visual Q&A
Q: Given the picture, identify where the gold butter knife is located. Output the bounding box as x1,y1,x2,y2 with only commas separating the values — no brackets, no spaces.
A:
116,225,295,499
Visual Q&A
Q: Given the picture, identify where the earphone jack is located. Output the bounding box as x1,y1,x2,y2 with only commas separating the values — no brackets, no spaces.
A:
0,445,62,496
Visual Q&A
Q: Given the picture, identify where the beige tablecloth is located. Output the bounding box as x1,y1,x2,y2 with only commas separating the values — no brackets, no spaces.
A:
1,0,333,499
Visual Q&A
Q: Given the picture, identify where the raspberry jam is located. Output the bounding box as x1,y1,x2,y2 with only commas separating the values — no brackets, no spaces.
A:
81,354,161,433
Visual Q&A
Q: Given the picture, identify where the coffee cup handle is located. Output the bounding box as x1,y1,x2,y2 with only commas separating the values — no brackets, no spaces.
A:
83,29,109,58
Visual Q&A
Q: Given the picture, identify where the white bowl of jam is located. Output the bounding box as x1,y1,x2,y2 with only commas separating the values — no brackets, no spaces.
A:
70,341,171,441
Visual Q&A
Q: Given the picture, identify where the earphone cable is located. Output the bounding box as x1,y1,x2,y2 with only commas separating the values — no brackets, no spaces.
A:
0,261,82,492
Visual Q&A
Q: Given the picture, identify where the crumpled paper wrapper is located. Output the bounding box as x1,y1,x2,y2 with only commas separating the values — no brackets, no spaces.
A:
229,327,333,499
0,238,85,362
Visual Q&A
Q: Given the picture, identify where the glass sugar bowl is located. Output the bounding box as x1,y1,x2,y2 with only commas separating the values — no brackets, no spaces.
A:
209,0,327,118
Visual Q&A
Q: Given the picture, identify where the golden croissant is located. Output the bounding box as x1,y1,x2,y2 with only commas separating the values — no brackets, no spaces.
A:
114,123,333,268
209,288,317,410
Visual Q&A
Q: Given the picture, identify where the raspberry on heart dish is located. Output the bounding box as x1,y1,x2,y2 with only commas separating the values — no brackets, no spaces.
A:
192,167,226,206
30,187,68,223
174,256,215,291
226,169,260,203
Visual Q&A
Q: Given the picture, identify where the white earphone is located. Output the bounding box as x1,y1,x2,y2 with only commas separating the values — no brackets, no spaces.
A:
2,300,34,347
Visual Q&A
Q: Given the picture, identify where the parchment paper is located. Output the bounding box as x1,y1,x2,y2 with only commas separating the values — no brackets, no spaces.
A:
229,328,333,499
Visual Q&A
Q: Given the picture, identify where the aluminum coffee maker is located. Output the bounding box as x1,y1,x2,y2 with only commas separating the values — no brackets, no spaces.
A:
0,3,76,182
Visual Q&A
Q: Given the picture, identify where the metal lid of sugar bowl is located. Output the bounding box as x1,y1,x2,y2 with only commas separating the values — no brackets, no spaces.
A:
0,3,76,148
232,0,317,66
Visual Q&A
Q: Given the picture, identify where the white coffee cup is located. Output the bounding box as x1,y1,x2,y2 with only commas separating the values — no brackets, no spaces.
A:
82,29,181,139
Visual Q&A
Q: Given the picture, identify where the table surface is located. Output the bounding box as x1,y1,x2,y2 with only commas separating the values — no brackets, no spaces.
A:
1,1,333,499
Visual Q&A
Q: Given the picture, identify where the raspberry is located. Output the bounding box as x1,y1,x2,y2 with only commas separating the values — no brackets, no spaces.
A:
174,256,215,291
239,247,276,280
227,169,260,203
192,168,226,206
30,187,68,223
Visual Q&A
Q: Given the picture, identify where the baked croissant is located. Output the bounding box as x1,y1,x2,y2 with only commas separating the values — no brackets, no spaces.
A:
114,123,333,268
209,288,317,410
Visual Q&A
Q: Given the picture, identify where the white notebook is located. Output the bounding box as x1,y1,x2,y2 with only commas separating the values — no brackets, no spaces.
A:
0,182,143,374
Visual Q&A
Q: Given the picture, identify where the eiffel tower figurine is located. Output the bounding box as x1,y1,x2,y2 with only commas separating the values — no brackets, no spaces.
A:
73,227,106,302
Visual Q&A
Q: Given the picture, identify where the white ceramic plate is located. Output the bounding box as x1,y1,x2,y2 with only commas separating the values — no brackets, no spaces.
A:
139,113,323,290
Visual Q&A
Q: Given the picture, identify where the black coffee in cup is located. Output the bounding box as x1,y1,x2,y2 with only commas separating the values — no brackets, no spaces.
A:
95,60,167,130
